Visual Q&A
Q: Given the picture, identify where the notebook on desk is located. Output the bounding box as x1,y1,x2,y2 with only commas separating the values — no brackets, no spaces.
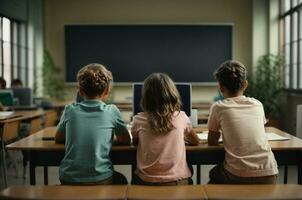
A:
197,131,289,142
0,111,14,120
0,111,22,120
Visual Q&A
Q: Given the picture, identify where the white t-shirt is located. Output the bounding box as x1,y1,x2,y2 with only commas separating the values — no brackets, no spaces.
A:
207,96,278,177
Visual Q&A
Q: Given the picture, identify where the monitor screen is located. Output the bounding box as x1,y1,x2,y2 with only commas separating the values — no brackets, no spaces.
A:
11,88,33,106
0,90,14,106
133,83,192,117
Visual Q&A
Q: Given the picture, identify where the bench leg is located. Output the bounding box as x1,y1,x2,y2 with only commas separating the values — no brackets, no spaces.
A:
284,165,288,184
29,161,36,185
44,166,48,185
197,165,201,184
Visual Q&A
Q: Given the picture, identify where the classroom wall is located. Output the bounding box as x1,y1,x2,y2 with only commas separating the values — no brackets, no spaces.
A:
44,0,253,102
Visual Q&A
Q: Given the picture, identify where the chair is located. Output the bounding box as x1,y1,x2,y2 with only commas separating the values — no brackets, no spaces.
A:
0,119,21,188
22,117,44,180
44,110,58,127
0,90,14,106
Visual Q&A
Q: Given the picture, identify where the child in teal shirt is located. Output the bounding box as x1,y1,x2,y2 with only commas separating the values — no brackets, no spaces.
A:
55,63,130,184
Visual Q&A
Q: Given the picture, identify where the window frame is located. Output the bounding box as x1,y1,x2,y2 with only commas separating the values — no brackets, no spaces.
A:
280,0,302,92
0,15,29,88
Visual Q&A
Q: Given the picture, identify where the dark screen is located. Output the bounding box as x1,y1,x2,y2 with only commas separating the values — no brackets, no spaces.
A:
133,83,191,117
65,25,232,83
12,88,33,106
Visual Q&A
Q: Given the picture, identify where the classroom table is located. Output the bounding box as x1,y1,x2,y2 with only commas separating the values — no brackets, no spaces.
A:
6,126,302,185
0,110,47,187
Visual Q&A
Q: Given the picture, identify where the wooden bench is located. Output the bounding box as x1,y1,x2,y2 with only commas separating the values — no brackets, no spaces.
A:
204,184,302,200
1,184,302,200
0,185,127,200
127,185,207,200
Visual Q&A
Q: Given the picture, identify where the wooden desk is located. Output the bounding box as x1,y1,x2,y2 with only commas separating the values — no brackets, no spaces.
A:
0,110,46,187
0,110,46,123
127,185,206,200
0,185,127,200
204,184,302,200
6,127,302,185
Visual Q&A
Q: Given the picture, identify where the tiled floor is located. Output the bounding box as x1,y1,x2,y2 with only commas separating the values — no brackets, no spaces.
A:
0,150,298,190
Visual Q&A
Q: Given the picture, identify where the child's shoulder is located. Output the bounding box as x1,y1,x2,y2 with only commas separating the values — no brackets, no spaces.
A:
214,96,263,107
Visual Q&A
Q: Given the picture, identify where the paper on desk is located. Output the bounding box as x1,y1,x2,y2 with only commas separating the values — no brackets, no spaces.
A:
265,132,289,141
0,111,14,120
197,131,289,142
197,131,223,142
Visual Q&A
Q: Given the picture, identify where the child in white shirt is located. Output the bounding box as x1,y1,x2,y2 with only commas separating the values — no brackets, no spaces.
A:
207,60,278,184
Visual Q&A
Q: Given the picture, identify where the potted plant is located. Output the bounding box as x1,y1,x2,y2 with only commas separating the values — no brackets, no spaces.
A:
43,50,65,100
245,54,283,127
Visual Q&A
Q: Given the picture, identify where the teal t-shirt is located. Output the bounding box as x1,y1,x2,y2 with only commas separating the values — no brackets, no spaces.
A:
57,100,128,184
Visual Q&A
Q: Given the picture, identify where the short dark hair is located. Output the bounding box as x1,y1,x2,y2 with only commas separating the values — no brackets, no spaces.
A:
214,60,247,94
0,77,6,89
77,63,113,98
11,78,23,87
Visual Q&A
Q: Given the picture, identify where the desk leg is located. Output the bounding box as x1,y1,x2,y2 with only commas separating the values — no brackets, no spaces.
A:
44,166,48,185
197,165,201,184
299,152,302,184
1,140,8,188
29,161,36,185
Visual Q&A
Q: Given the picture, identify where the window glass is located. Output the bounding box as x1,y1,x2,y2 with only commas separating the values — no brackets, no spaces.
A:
0,17,28,88
3,17,11,86
281,0,302,89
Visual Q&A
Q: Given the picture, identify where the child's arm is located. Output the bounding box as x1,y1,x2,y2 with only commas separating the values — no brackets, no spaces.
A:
207,103,220,146
208,130,221,146
55,130,65,144
131,128,139,145
185,129,200,146
55,105,69,144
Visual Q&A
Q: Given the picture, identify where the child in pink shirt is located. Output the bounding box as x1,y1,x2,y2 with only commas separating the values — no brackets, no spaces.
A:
131,73,200,185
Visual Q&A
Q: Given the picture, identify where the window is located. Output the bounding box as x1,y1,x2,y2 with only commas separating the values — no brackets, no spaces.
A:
0,16,30,88
280,0,302,90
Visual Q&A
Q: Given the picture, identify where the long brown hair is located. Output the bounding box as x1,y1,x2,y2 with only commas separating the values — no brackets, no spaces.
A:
141,73,182,133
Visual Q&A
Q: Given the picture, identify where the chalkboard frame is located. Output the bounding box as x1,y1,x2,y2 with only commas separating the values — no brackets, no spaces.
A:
64,24,233,85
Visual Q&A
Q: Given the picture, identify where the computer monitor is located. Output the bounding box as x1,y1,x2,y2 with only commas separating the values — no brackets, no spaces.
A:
11,88,33,106
0,90,14,106
133,83,192,117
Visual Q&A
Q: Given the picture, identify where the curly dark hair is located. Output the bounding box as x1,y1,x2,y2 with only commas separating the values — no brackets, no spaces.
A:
141,73,182,134
214,60,247,95
77,63,113,98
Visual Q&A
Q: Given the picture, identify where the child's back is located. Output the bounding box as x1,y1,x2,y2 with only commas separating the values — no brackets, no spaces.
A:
209,96,277,177
131,73,200,185
58,101,126,183
207,60,278,184
132,111,192,182
56,63,130,184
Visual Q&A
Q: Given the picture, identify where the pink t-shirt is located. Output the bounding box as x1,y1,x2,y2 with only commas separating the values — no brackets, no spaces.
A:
131,111,192,182
207,96,278,177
